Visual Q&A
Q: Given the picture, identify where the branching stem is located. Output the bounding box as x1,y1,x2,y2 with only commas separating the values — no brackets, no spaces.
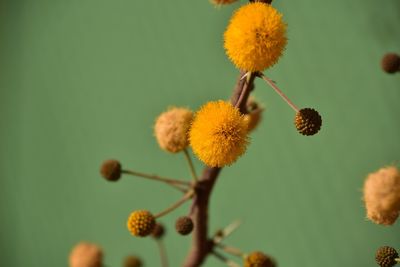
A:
212,251,241,267
155,190,194,219
122,169,190,193
182,70,255,267
184,148,198,182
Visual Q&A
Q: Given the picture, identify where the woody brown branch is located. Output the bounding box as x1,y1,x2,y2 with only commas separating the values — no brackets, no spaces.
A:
182,71,256,267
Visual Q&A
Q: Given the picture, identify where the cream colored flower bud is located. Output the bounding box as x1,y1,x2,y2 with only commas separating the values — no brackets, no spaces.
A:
69,242,103,267
363,166,400,225
154,107,193,153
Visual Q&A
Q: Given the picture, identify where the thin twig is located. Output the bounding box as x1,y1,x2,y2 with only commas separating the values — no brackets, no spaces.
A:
212,251,241,267
157,240,169,267
184,148,198,182
213,220,242,244
155,190,195,218
259,73,299,112
122,170,190,185
216,243,245,258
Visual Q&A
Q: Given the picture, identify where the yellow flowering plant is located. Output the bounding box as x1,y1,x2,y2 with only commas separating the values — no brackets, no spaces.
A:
85,1,325,267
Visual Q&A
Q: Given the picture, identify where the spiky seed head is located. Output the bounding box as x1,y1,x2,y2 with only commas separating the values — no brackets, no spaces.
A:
127,210,156,237
294,108,322,136
100,159,121,181
152,223,165,239
244,251,276,267
154,107,193,153
175,216,194,235
124,256,143,267
381,53,400,74
376,246,398,267
69,242,103,267
363,166,400,225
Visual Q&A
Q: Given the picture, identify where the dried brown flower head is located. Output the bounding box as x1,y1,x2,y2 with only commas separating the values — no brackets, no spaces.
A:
175,216,194,235
294,108,322,136
69,242,103,267
244,98,264,132
152,223,165,239
381,53,400,74
124,255,143,267
100,159,121,181
154,107,193,153
244,251,276,267
376,246,399,267
363,166,400,225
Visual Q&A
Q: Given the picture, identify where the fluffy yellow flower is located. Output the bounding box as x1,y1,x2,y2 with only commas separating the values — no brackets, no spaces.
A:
189,100,249,167
127,210,156,237
224,2,287,72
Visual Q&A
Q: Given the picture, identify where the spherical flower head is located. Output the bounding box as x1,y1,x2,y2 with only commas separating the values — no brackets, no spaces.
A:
100,159,122,181
175,216,194,235
363,166,400,225
69,242,103,267
154,107,193,153
294,108,322,136
124,255,143,267
127,210,156,237
224,2,287,72
244,251,276,267
189,100,249,167
376,246,399,267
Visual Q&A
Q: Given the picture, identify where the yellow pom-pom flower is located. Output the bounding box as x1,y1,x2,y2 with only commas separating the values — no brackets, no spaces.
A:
224,2,287,72
189,100,249,167
127,210,156,237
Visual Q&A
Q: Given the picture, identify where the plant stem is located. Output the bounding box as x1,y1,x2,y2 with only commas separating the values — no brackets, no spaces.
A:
216,243,245,258
182,71,255,267
184,148,198,182
259,73,299,112
211,251,241,267
155,190,194,218
157,240,169,267
122,169,190,193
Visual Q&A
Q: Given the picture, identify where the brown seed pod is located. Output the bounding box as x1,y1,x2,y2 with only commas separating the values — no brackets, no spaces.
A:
69,242,103,267
175,216,194,235
381,53,400,74
124,255,143,267
244,251,276,267
245,98,264,132
100,159,121,181
376,246,398,267
127,210,156,237
294,108,322,136
152,223,165,240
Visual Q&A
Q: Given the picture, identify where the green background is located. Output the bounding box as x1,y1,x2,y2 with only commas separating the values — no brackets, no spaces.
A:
1,0,399,266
